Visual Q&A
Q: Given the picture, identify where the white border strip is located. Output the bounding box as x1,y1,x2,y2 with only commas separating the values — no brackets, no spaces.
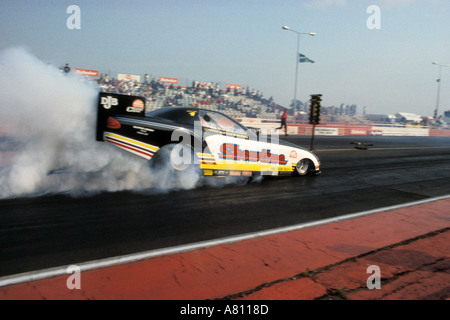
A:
1,194,449,288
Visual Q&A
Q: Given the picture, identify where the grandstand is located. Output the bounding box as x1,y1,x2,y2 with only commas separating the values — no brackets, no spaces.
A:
97,76,281,121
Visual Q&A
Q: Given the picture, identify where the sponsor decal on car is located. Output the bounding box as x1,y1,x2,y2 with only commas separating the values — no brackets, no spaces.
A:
203,169,214,176
219,143,288,165
133,125,155,136
126,99,145,113
101,95,118,110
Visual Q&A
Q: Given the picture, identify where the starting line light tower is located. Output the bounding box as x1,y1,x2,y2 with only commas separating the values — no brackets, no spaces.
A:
309,94,322,150
309,94,322,125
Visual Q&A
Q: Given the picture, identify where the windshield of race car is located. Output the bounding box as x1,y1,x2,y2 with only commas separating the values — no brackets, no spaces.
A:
198,110,247,134
147,107,247,134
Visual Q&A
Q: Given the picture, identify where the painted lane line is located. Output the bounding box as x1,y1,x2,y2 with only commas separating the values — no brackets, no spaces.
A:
1,194,449,288
316,146,450,152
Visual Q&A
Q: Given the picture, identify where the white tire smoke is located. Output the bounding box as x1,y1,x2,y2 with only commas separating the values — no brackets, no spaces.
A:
0,47,201,198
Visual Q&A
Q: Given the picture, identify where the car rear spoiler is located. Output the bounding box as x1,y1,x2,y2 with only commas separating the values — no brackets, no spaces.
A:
96,92,146,141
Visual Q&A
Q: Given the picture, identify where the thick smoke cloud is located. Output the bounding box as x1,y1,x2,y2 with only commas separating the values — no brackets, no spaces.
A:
0,47,199,198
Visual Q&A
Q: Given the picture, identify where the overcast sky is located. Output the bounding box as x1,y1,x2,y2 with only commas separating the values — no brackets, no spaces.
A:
1,0,449,116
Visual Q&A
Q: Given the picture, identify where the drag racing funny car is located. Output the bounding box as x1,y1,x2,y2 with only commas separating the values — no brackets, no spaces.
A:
96,92,321,182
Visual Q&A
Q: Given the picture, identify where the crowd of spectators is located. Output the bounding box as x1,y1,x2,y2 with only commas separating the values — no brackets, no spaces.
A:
96,74,282,120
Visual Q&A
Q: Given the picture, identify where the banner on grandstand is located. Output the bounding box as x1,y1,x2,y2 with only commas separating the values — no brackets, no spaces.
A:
74,68,99,77
117,74,141,82
158,77,179,84
226,84,242,91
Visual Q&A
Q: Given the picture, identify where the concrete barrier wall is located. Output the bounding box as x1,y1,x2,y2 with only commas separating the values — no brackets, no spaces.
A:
240,120,450,137
429,129,450,137
371,126,429,136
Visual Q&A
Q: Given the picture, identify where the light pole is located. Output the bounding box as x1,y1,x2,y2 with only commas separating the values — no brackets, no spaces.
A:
282,26,316,109
432,62,449,119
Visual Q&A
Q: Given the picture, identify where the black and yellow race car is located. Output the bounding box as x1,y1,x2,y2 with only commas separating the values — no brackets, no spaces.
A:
96,92,320,180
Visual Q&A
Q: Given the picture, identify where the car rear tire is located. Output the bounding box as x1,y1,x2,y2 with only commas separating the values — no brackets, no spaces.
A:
150,143,201,188
151,144,197,170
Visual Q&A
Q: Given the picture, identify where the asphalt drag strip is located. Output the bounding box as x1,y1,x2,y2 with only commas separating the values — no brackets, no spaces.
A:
0,195,448,300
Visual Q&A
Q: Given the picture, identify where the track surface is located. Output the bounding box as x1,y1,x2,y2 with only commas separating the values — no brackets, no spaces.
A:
1,136,449,278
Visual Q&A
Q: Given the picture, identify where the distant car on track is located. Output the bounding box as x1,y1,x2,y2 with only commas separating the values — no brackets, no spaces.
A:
96,92,321,181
